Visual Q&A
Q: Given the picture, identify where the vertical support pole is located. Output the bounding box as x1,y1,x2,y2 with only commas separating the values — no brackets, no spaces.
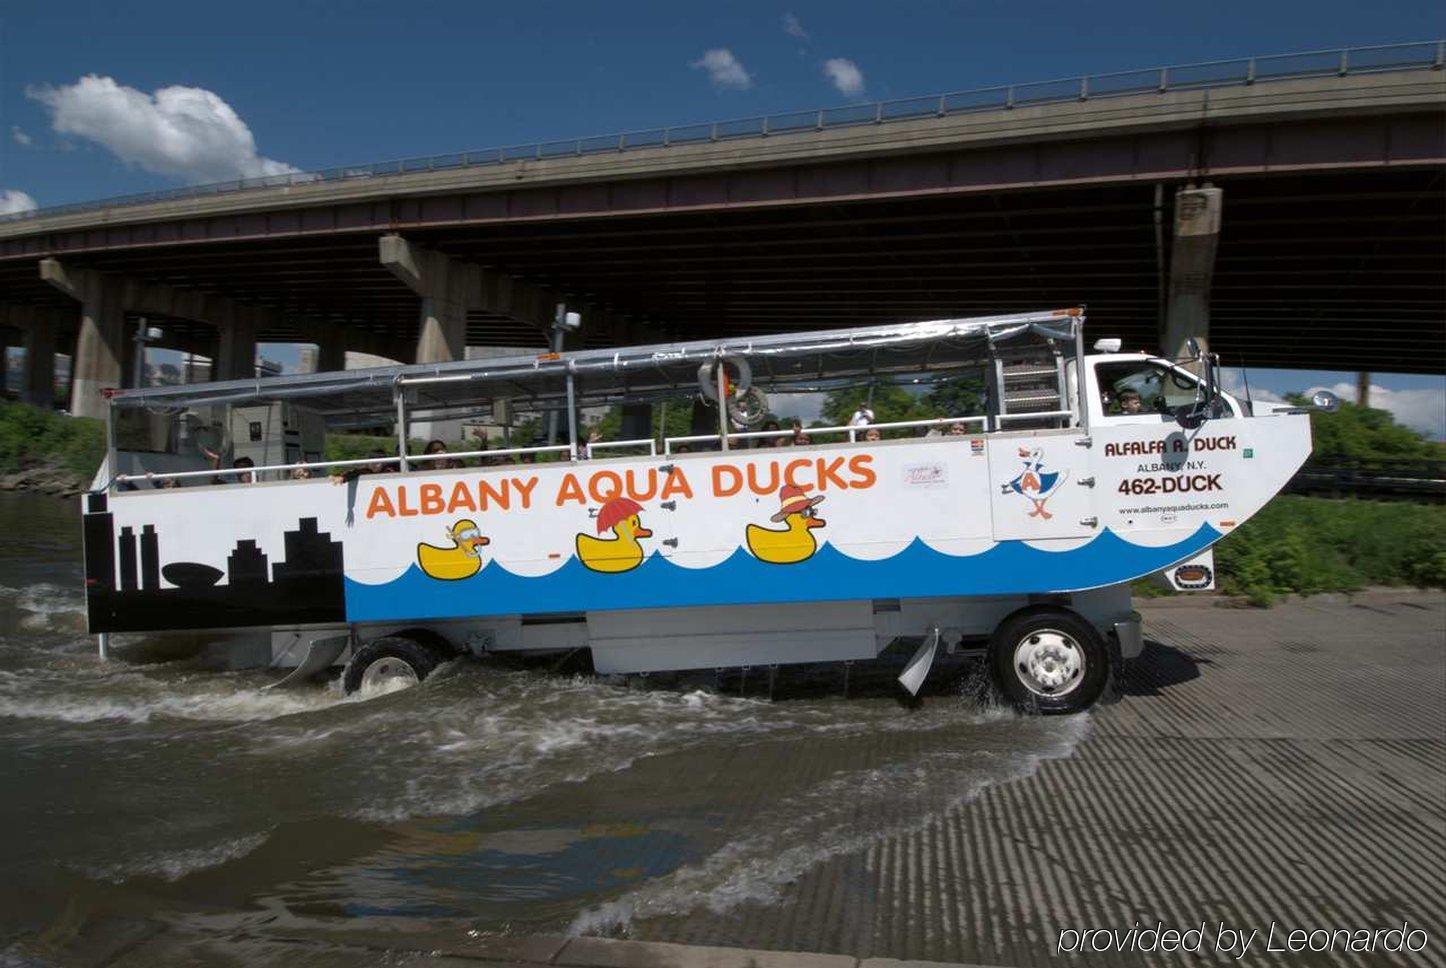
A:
716,361,730,451
1074,316,1090,435
546,303,567,446
1356,372,1371,408
394,381,409,472
98,632,110,661
104,395,117,490
565,367,579,461
131,316,149,390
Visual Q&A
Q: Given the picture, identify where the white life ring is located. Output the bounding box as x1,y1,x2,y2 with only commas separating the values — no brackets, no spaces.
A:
697,356,752,402
697,356,767,428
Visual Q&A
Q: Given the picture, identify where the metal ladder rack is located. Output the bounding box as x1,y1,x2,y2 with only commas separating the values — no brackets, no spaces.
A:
989,346,1070,430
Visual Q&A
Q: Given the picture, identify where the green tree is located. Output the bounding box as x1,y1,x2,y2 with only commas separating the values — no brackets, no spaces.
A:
1289,398,1438,461
820,383,931,427
587,396,696,442
921,377,986,419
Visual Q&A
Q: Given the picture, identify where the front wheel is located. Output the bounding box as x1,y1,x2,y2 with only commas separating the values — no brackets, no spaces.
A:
342,636,442,695
989,608,1109,714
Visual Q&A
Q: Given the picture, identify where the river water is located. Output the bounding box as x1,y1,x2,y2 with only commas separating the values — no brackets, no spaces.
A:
0,490,1088,965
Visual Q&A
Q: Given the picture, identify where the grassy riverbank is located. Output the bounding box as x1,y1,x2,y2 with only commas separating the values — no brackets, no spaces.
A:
3,401,1441,603
0,402,106,495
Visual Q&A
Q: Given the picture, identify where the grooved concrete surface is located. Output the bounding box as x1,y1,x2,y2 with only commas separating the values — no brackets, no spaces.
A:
93,592,1446,968
625,592,1446,967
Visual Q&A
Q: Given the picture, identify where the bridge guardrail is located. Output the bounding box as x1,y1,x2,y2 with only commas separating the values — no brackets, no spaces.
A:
3,40,1442,225
1288,456,1446,501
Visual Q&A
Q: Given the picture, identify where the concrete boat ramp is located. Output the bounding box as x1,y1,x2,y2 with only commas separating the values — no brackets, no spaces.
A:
75,591,1446,966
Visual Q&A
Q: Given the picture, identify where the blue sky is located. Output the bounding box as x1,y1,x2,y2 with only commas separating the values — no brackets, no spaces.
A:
1,0,1442,432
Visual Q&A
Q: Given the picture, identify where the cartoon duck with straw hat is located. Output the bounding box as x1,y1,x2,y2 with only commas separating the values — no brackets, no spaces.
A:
746,484,826,564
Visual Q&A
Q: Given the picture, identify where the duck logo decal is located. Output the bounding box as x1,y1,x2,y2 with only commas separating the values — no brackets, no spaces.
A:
745,484,826,565
576,497,652,574
1001,447,1068,520
417,519,490,580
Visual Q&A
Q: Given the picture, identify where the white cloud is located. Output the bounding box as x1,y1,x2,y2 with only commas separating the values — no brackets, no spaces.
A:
691,49,753,90
0,190,38,215
28,74,298,184
782,12,809,41
1319,381,1446,439
1222,370,1444,438
10,126,33,147
822,57,865,98
1220,370,1284,405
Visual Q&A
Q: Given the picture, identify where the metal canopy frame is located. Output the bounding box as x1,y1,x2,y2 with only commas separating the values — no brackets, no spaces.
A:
108,309,1085,423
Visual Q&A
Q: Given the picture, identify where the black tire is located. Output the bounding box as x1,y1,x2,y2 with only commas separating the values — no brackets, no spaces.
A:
391,627,457,663
989,608,1110,715
342,636,441,695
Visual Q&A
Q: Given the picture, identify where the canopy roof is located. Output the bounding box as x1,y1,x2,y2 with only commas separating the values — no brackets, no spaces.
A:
110,309,1083,420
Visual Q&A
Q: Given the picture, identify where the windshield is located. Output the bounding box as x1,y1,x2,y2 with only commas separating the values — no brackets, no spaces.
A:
1096,361,1203,416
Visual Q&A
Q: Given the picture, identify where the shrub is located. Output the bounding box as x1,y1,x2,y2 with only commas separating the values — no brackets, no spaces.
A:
1214,495,1446,604
0,402,106,483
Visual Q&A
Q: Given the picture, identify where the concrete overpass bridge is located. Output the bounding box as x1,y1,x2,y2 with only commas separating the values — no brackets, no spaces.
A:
1,41,1441,416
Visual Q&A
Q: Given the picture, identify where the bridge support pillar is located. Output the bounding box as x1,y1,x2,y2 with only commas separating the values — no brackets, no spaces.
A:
1161,185,1222,364
380,234,563,364
315,322,347,372
21,310,58,409
41,259,280,412
212,303,259,381
379,234,478,364
39,259,125,418
381,234,566,444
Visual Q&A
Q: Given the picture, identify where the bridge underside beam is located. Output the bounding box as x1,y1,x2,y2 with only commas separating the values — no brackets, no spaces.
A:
7,110,1435,268
2,165,1438,375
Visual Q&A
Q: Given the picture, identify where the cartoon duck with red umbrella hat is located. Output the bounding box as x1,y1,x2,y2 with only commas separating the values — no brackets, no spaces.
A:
576,497,652,573
1001,446,1068,519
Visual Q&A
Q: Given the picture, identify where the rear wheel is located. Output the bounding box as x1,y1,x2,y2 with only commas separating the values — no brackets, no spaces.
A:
989,608,1109,714
343,636,442,695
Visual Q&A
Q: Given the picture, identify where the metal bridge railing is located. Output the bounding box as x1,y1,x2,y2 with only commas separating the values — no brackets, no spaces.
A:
3,40,1441,226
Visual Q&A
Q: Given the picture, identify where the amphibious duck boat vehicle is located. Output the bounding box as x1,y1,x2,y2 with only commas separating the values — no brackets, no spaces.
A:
80,309,1314,713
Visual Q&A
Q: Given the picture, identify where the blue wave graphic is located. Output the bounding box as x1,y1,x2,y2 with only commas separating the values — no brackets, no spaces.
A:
343,524,1220,622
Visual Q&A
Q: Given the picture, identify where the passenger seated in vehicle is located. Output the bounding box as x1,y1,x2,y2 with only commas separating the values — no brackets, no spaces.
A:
947,422,968,436
231,457,256,484
863,427,882,442
291,466,313,480
1117,390,1143,415
424,439,464,469
755,419,781,449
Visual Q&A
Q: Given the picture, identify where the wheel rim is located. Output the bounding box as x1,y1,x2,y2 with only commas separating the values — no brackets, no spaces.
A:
1012,629,1085,698
360,656,420,692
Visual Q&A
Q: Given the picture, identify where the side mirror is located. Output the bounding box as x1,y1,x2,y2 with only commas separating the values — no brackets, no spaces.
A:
1310,389,1340,413
1173,404,1204,430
